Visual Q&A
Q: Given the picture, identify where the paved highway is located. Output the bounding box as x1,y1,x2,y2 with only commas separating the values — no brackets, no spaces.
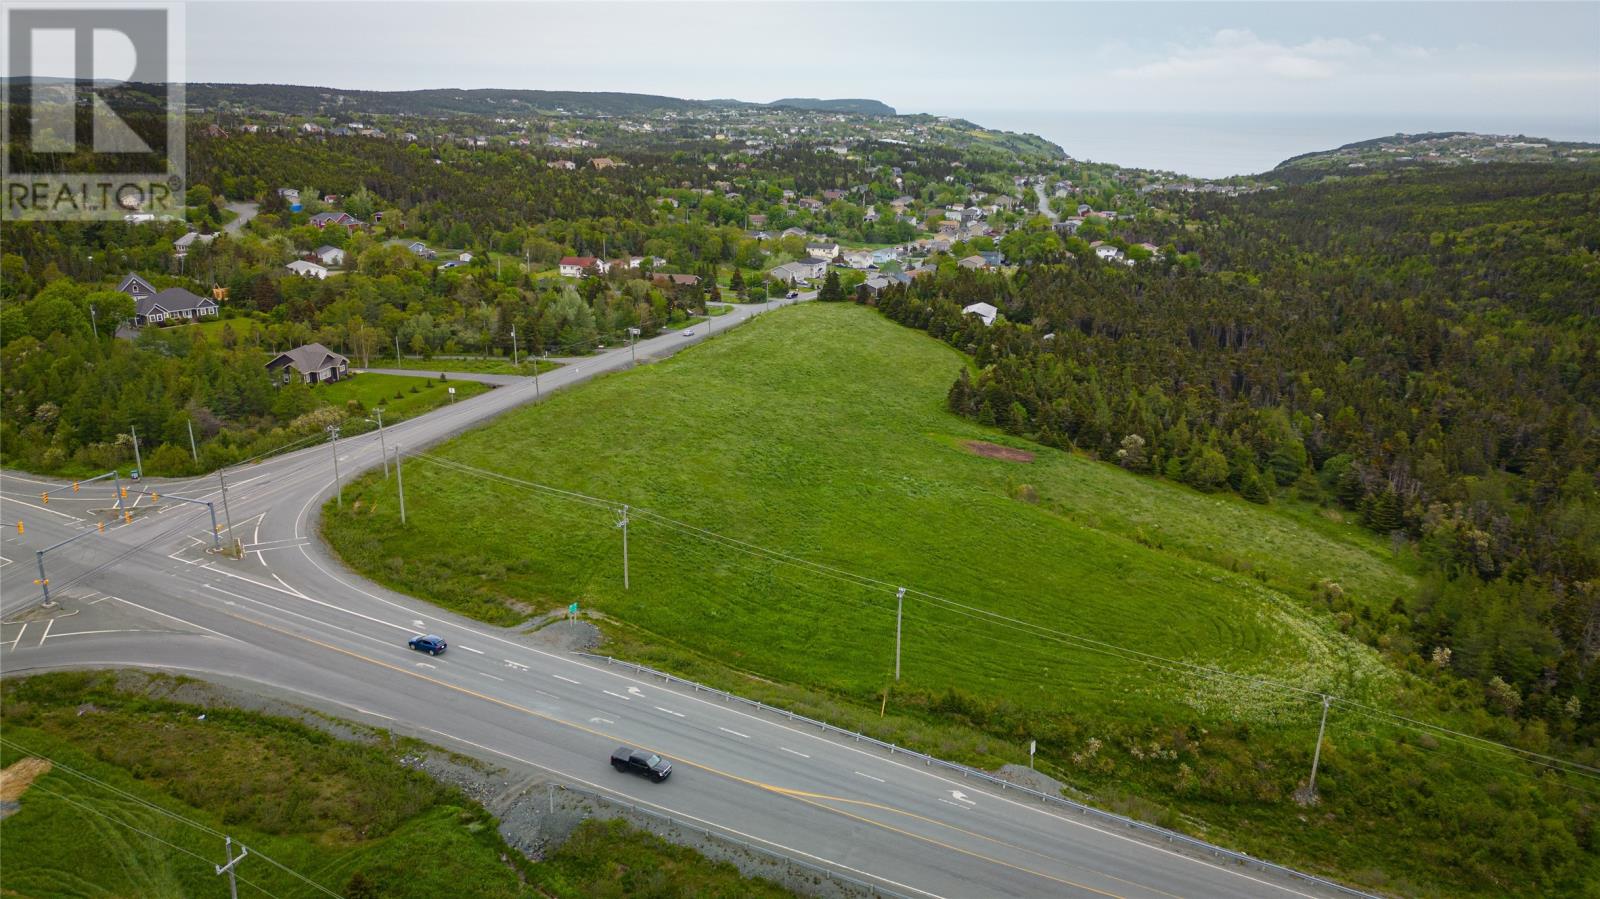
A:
0,293,1360,898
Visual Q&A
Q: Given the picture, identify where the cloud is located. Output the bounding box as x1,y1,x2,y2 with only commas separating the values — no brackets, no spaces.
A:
1113,29,1375,83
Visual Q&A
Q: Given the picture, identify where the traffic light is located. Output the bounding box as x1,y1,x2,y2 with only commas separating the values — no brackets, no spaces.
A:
123,511,132,524
72,481,80,493
120,486,128,499
151,492,159,503
40,492,48,504
97,520,105,533
15,521,22,535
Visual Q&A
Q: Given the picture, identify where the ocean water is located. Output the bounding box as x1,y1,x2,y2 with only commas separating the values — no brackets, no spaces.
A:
939,109,1600,178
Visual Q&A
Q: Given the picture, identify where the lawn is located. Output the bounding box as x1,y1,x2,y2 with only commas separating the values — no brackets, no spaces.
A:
0,672,796,899
372,356,563,376
315,372,491,420
324,303,1596,897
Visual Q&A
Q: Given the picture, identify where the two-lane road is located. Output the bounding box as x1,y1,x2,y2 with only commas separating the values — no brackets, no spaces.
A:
0,291,1363,898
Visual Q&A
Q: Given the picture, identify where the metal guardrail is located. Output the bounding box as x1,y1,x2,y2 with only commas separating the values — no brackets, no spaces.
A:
555,782,907,899
573,651,1379,899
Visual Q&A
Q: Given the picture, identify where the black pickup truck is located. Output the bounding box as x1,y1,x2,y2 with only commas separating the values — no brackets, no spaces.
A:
610,746,673,782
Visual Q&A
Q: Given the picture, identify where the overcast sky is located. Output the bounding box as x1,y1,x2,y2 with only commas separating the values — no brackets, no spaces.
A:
186,2,1598,121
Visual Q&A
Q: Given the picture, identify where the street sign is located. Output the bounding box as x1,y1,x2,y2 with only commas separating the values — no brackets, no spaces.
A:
567,601,579,619
447,387,455,394
1029,740,1036,756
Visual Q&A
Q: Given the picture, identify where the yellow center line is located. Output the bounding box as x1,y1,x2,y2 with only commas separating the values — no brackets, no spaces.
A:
212,604,1157,898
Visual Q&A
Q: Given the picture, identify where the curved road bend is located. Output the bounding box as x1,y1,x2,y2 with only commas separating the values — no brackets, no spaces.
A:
0,292,1361,898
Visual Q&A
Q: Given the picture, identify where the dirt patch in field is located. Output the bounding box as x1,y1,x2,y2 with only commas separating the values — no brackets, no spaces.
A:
965,441,1035,463
0,758,52,802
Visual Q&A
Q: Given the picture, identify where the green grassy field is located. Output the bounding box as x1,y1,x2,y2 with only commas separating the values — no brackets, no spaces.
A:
0,672,794,899
324,303,1596,896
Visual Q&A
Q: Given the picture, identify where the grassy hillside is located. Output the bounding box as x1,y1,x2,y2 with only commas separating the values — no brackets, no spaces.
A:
0,672,794,899
324,303,1596,896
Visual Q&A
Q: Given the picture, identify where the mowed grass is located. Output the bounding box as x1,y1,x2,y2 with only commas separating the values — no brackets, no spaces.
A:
0,672,795,899
328,303,1403,723
315,372,490,418
368,356,563,376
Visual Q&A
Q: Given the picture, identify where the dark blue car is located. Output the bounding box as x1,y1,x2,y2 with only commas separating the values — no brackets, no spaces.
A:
408,634,447,655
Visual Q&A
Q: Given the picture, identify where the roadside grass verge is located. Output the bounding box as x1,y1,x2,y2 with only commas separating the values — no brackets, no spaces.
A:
368,356,563,376
324,302,1598,896
0,671,795,899
316,372,491,419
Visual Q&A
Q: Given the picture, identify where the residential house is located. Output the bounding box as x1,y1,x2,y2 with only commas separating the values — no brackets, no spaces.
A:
1092,242,1123,262
548,159,576,170
117,272,158,305
797,198,824,212
173,231,217,255
957,255,988,270
407,242,438,260
266,343,349,385
314,245,346,266
589,157,619,169
962,302,999,327
308,211,363,231
458,252,474,263
979,251,1005,267
860,275,891,294
286,260,329,279
805,241,841,260
841,250,876,270
748,214,768,228
651,273,701,288
780,227,808,239
134,287,218,326
770,258,827,283
821,189,847,202
558,256,602,278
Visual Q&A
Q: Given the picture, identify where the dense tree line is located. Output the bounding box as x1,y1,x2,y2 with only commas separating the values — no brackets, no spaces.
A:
867,165,1600,740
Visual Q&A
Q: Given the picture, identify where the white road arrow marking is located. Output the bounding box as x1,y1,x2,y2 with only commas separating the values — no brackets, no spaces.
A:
412,620,426,629
414,662,436,669
948,790,974,804
589,717,615,724
626,686,644,697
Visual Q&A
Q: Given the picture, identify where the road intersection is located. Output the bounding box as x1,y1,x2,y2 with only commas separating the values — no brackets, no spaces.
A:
0,294,1361,898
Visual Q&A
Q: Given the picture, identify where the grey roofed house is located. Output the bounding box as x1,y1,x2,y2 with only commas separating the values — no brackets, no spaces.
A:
173,231,217,253
134,287,218,326
958,254,988,270
265,343,350,385
962,302,999,327
117,272,157,303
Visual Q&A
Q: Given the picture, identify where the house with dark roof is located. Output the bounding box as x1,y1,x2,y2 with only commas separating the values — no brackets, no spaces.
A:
134,287,218,326
265,343,350,385
308,211,364,231
117,272,158,305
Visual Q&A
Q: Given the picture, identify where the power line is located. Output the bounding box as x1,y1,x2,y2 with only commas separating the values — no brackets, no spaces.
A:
394,454,1600,783
1,739,342,897
24,783,281,898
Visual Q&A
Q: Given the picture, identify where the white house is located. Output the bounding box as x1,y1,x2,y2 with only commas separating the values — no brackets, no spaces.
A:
458,251,474,262
1094,245,1123,262
287,260,329,279
314,245,346,266
770,257,828,284
558,256,601,278
804,242,840,260
962,302,998,327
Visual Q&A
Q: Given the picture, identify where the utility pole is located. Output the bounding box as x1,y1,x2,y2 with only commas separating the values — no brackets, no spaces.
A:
214,836,247,899
90,304,99,340
394,445,406,524
327,426,342,509
129,425,144,478
186,419,199,463
35,551,50,607
894,587,905,680
534,352,543,399
368,408,388,477
617,504,630,590
217,470,236,554
628,327,639,366
1305,694,1332,803
395,334,402,365
511,325,519,367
